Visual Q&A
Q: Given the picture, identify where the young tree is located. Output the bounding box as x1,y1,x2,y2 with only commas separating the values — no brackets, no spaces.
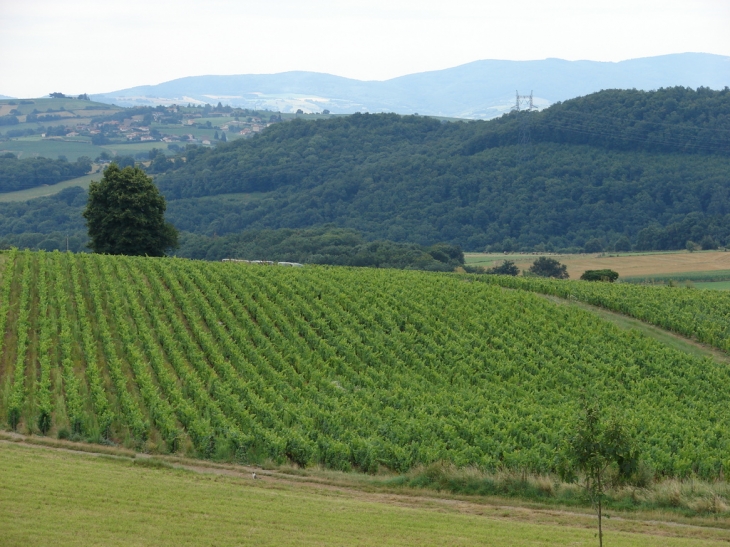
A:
567,404,638,547
83,164,178,256
528,257,569,278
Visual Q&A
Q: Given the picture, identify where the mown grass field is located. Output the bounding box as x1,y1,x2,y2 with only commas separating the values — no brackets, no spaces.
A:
1,442,726,547
465,250,730,280
0,172,97,202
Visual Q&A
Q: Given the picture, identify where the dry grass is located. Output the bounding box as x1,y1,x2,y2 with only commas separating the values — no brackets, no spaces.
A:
465,250,730,279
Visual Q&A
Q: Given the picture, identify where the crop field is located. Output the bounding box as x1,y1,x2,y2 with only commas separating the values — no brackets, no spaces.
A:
476,274,730,355
2,251,730,479
465,251,730,280
4,443,724,547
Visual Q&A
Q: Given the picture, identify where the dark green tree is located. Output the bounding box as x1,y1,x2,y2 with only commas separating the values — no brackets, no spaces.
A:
566,404,639,547
83,164,178,256
613,236,632,252
528,257,569,278
488,259,520,276
701,235,718,250
580,269,619,282
584,238,604,253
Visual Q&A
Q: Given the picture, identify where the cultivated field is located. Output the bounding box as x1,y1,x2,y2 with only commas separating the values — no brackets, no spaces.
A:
2,250,730,480
465,250,730,279
1,442,727,547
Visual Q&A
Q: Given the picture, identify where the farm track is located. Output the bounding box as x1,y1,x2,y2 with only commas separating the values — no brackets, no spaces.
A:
1,435,729,543
535,293,730,365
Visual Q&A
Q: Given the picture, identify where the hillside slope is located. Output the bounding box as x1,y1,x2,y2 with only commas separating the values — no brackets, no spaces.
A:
1,250,730,478
153,87,730,251
1,87,729,254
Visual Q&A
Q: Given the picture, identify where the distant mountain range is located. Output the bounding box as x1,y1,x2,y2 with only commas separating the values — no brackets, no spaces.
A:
90,53,730,119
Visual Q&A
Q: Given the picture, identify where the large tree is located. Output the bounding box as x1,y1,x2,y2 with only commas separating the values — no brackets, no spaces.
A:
83,164,178,256
528,257,569,279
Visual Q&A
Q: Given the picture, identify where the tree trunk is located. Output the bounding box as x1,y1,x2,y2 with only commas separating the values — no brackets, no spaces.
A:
597,475,603,547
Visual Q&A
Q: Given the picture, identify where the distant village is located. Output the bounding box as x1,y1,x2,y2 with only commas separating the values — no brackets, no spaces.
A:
41,104,280,146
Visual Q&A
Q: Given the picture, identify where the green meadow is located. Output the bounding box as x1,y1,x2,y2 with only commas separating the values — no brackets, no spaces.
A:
1,442,726,547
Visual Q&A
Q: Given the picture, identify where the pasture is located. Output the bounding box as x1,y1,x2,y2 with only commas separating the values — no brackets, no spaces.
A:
0,137,101,161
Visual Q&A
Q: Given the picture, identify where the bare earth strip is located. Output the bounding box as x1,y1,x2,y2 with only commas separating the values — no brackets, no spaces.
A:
465,251,730,279
1,438,729,546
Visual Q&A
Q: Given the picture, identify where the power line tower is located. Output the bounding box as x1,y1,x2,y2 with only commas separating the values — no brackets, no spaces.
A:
513,90,536,162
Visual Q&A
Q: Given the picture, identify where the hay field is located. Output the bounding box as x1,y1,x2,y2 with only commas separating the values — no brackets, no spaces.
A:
465,251,730,279
1,442,726,547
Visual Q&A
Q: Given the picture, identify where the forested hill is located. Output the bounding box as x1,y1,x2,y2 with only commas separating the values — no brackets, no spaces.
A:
154,87,730,252
463,86,730,156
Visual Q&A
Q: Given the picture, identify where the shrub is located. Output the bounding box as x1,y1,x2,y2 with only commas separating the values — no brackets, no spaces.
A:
580,269,619,282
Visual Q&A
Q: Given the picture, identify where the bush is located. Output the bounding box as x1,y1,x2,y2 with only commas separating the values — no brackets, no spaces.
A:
580,269,619,282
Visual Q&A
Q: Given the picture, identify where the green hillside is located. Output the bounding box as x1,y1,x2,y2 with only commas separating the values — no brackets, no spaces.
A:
2,87,729,255
2,250,730,478
149,87,730,251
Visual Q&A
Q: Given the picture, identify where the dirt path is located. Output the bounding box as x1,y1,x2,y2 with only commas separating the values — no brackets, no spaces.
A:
2,435,729,542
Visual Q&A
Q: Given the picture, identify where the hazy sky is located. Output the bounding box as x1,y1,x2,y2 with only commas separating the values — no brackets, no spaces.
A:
1,0,728,98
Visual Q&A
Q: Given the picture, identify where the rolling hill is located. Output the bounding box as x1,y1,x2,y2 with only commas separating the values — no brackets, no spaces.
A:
92,53,730,118
1,86,729,256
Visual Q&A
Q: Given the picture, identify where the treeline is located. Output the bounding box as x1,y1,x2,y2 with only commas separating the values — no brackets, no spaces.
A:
0,154,92,192
176,225,464,270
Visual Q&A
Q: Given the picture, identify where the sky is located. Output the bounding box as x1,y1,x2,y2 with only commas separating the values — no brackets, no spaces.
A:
1,0,729,98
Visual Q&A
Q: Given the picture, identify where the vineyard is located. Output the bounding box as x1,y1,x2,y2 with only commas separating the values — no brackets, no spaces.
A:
2,250,730,478
476,274,730,354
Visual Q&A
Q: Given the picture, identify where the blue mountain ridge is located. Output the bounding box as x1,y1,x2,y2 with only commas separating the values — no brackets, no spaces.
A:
92,53,729,119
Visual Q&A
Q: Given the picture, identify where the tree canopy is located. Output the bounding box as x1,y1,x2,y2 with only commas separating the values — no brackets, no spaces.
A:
153,87,730,251
83,164,178,256
528,257,569,279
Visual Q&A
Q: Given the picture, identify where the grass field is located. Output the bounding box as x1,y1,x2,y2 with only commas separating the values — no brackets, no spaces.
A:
0,172,97,202
1,442,726,547
695,281,730,290
0,97,118,115
0,137,101,161
465,250,730,280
